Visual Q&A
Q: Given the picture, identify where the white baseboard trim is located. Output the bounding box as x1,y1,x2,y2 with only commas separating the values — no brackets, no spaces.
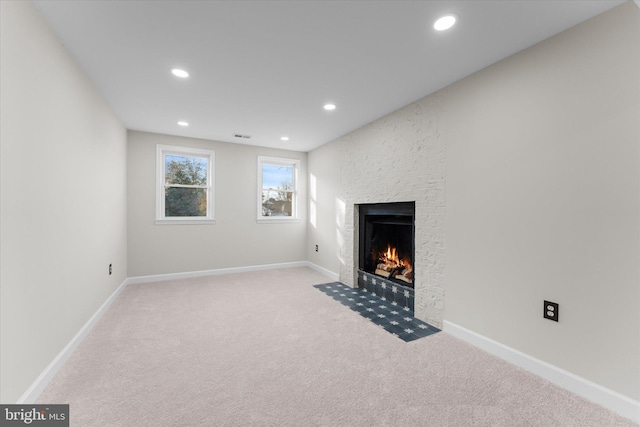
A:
17,261,338,404
443,320,640,424
305,262,340,281
127,261,310,284
127,261,340,285
17,278,130,404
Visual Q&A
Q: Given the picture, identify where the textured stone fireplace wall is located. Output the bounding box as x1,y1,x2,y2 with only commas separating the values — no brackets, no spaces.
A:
337,94,446,328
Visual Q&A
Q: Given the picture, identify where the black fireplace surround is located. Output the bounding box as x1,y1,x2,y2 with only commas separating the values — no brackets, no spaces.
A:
358,202,415,289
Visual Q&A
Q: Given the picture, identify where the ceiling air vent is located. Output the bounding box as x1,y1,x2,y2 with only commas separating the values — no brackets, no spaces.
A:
233,133,252,139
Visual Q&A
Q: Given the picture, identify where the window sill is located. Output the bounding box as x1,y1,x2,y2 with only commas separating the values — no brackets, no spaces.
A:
257,218,300,224
155,219,216,225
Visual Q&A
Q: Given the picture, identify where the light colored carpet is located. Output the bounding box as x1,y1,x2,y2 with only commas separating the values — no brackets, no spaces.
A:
38,267,635,426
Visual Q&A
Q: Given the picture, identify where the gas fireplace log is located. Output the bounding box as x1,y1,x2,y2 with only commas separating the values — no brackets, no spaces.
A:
375,268,392,278
376,263,393,272
393,268,413,283
394,274,413,284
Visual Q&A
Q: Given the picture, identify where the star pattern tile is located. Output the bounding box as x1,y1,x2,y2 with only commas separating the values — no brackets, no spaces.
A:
314,282,440,342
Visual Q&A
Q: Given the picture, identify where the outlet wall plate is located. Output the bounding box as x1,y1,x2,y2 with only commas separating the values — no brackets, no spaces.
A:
544,300,559,322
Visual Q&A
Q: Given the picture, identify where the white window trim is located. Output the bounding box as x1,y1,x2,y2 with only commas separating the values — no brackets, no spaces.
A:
156,144,215,225
257,156,300,223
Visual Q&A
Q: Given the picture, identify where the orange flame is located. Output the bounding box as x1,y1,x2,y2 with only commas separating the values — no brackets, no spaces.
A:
380,244,412,272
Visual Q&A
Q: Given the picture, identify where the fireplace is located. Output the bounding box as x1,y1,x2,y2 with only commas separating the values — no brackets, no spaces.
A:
357,202,416,311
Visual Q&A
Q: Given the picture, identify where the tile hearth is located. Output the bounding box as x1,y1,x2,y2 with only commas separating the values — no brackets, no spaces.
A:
314,282,440,342
357,270,415,311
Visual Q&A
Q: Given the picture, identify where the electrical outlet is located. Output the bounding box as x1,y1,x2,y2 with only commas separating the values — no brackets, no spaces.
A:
315,244,318,252
109,264,112,275
544,300,558,322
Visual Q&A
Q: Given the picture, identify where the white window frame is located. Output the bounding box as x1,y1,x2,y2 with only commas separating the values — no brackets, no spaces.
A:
156,144,215,225
257,156,300,223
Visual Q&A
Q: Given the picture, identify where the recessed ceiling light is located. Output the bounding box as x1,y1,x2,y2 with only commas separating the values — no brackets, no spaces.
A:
171,68,189,78
323,104,336,111
177,121,189,127
280,136,290,141
434,14,457,31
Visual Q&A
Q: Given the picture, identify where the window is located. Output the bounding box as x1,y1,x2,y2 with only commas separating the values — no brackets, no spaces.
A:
257,156,299,222
156,145,215,224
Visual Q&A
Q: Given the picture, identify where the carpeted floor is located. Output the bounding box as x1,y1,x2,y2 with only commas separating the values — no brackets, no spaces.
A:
37,267,635,426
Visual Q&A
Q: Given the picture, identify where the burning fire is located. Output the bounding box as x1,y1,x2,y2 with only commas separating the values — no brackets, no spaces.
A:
375,244,413,284
380,244,411,270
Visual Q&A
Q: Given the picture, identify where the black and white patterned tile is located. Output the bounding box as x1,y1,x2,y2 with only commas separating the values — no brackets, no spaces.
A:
314,282,440,342
357,270,415,312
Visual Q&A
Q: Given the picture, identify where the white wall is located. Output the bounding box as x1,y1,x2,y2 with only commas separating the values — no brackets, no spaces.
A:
127,131,307,277
444,1,639,400
0,1,128,403
307,141,343,274
308,2,639,401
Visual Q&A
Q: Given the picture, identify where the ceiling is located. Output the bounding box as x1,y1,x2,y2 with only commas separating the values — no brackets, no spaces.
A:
33,0,624,152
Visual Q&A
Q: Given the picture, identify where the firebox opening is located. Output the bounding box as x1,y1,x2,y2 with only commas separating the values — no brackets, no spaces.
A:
358,202,415,288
